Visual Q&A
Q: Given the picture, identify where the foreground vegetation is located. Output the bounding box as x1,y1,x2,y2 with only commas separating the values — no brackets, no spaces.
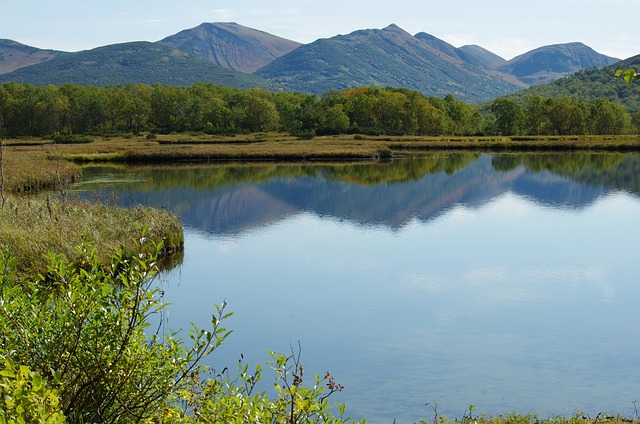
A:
0,194,184,278
0,240,361,423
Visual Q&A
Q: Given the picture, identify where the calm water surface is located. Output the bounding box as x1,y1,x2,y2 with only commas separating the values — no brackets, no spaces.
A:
74,153,640,423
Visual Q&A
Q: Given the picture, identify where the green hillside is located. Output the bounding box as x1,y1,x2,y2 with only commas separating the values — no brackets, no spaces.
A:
506,55,640,112
0,41,279,89
0,39,60,74
256,24,525,103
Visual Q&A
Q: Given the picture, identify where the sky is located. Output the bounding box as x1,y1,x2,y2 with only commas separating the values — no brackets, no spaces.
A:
3,0,640,61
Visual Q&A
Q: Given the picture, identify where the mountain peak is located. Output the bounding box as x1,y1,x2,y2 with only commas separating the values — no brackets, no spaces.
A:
383,23,401,30
256,24,524,102
381,23,413,37
158,22,301,73
497,41,620,85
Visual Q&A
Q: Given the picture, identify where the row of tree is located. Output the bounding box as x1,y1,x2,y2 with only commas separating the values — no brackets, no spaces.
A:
0,82,637,137
491,96,638,136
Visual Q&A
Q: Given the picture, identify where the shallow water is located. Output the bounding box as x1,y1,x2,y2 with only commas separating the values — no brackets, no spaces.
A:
75,153,640,423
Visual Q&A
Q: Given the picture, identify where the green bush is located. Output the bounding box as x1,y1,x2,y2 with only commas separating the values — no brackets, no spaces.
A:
0,359,65,424
0,237,358,423
0,238,229,422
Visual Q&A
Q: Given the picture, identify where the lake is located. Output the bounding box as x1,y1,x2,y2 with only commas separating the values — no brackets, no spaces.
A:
73,152,640,424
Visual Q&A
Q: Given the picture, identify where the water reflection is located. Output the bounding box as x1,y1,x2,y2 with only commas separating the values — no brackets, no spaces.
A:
75,153,640,236
73,153,640,423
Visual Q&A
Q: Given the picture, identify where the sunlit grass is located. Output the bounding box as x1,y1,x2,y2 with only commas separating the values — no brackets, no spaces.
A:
5,134,640,169
3,147,81,192
0,194,183,278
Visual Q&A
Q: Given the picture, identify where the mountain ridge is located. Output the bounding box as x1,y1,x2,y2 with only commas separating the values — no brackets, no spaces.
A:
497,42,620,85
157,22,301,73
0,22,627,103
0,41,279,89
255,23,527,103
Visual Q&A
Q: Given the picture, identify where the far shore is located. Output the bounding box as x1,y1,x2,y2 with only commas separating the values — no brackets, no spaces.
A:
5,133,640,169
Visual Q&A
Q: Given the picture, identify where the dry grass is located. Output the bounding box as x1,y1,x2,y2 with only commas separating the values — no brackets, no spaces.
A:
5,134,640,169
2,144,81,192
0,194,183,279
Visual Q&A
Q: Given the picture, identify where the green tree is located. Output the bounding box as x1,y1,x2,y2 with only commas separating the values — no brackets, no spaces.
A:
441,94,484,135
491,98,524,136
631,111,640,133
523,96,551,135
242,90,281,132
589,98,630,134
546,97,586,135
321,103,350,134
60,84,109,134
149,84,188,132
342,87,381,134
409,93,444,135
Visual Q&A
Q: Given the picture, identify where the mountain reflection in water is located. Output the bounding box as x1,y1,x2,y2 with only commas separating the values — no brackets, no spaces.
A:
75,153,640,236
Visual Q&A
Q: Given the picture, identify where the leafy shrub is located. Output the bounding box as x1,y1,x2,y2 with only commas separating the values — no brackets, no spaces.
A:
0,359,65,424
0,238,229,423
0,237,358,423
296,131,316,140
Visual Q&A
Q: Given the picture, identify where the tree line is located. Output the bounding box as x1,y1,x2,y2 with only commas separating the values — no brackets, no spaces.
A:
0,82,637,137
491,96,638,136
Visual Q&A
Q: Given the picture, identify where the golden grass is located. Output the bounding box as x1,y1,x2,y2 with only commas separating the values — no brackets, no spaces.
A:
2,146,81,192
0,194,183,279
4,133,640,170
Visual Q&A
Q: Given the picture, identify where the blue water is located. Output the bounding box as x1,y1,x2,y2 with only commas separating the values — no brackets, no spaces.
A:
75,153,640,423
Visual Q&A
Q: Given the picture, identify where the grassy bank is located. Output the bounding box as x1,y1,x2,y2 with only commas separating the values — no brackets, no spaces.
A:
0,194,183,279
5,133,640,166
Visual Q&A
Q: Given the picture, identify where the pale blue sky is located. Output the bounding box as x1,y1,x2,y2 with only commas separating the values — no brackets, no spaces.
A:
3,0,639,60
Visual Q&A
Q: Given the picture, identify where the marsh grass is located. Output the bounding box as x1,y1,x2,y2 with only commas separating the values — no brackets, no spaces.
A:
6,134,640,168
0,194,183,278
3,148,81,192
437,414,640,424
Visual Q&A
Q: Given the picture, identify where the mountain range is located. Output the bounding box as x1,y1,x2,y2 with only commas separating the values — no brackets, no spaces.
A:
0,22,625,103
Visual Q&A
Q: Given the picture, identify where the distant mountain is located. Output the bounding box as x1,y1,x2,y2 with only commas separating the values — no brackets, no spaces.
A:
0,23,628,104
0,41,278,89
496,42,619,86
0,39,60,75
457,45,507,69
158,22,301,73
413,33,507,70
504,54,640,113
256,24,526,103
